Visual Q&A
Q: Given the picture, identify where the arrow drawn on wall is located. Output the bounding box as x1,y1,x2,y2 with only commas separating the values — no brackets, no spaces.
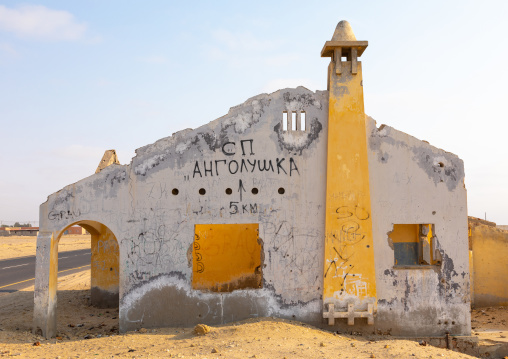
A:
238,179,246,202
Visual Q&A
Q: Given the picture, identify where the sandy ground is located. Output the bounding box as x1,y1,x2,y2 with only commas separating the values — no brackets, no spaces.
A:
0,235,91,260
0,237,504,358
0,269,488,359
471,306,508,357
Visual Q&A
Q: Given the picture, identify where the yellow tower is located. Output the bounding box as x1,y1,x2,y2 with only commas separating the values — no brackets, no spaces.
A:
322,21,376,326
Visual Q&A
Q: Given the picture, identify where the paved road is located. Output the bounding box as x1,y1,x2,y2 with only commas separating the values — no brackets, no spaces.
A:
0,249,91,293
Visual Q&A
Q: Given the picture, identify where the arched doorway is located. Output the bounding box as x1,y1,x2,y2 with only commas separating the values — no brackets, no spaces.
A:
33,220,120,338
57,220,120,308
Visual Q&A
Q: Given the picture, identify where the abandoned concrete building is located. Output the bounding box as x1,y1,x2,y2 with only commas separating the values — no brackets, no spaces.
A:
33,20,470,338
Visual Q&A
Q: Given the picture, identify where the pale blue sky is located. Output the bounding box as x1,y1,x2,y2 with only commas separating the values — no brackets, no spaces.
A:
0,1,507,225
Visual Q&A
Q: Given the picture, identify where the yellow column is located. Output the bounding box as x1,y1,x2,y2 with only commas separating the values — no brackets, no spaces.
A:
322,21,376,314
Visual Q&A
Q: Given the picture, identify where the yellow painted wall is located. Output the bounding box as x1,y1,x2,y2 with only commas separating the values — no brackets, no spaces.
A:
193,223,262,292
469,250,474,307
90,224,119,292
470,221,508,307
389,224,419,244
323,58,377,303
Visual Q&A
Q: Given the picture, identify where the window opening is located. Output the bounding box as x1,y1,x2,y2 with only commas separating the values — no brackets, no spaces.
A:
291,112,297,131
390,224,441,267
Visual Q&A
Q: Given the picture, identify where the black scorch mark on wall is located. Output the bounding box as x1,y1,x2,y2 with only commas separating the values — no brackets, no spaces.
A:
282,92,322,110
437,252,460,300
274,119,323,154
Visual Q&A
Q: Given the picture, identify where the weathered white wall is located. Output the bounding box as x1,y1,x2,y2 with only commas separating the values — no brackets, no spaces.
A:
35,87,330,333
367,117,470,336
118,88,329,329
34,88,470,337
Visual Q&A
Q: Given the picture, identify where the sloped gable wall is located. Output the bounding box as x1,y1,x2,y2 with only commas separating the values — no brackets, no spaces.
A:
39,87,330,331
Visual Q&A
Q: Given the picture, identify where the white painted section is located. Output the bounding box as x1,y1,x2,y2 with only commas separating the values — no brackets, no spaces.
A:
367,116,470,336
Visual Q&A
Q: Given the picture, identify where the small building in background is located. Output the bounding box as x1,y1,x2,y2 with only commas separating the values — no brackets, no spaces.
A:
64,226,87,235
3,227,39,236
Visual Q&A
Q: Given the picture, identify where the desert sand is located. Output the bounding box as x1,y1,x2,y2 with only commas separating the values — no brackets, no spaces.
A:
0,235,91,260
0,236,504,358
0,269,486,359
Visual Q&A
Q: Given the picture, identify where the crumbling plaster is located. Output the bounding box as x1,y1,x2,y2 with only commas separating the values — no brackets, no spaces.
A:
35,87,330,335
34,87,470,337
367,117,470,336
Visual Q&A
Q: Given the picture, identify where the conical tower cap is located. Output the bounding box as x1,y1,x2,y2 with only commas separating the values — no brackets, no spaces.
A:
321,20,368,58
331,20,357,41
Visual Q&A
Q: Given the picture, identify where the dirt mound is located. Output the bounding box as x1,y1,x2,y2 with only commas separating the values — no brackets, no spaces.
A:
193,324,211,336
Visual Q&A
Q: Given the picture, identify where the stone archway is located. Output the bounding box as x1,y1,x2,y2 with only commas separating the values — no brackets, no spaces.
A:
33,220,120,338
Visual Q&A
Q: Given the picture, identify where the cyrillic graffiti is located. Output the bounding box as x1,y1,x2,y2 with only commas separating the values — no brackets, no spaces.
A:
229,201,258,215
192,139,299,178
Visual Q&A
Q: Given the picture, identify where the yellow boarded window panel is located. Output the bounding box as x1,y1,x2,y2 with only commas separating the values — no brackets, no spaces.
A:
192,223,262,292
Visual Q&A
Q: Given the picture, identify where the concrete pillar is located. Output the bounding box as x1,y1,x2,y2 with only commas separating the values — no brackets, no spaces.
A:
321,21,377,321
33,231,58,338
